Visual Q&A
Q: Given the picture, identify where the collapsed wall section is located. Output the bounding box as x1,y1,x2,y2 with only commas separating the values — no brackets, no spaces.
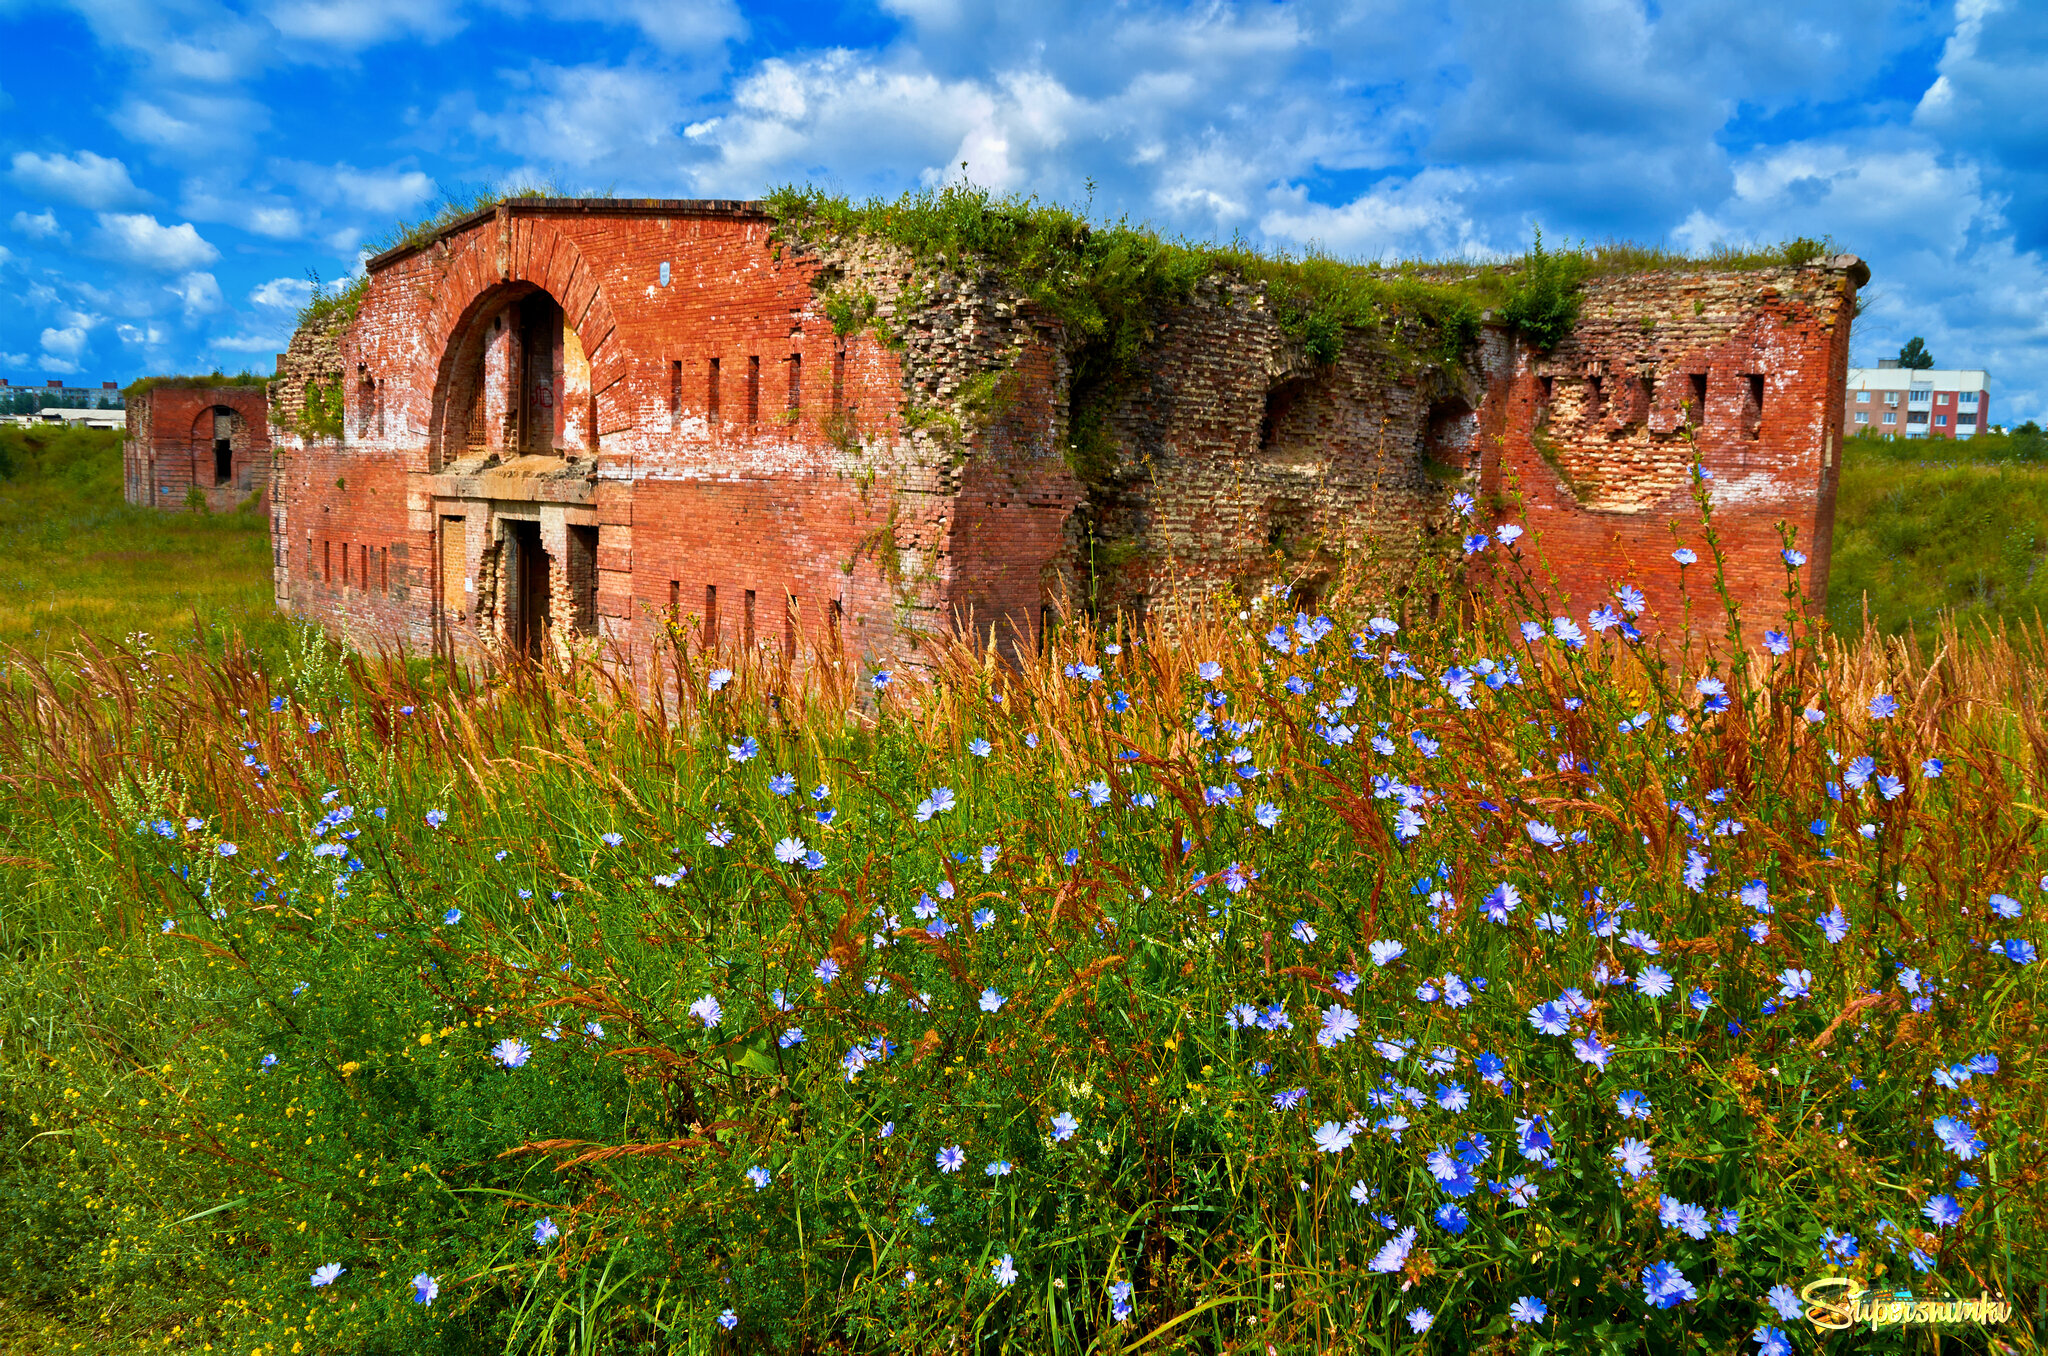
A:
1480,259,1863,637
1062,278,1481,623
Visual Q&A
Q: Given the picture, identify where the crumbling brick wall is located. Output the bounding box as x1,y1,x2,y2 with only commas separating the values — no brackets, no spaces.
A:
1061,277,1480,624
123,385,272,513
267,197,1859,672
1479,260,1863,638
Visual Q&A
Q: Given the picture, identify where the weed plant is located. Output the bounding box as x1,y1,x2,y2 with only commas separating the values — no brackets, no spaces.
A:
0,482,2041,1355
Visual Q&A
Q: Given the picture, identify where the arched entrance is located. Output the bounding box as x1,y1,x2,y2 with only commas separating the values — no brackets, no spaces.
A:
433,284,593,468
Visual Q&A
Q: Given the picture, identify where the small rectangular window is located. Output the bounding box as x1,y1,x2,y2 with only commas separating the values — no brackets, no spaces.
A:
668,580,680,620
787,353,801,419
380,547,388,594
708,358,721,425
1688,373,1708,423
323,540,332,580
1883,412,1896,424
703,584,717,647
1855,412,1868,423
670,360,682,420
361,544,370,590
744,588,757,648
1855,390,1870,403
747,357,760,425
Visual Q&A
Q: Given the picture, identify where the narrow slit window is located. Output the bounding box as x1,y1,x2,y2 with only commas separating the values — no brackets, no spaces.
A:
1689,374,1708,423
668,580,680,621
832,344,846,413
744,589,757,649
1747,373,1765,413
746,357,760,425
323,540,332,581
703,584,718,647
787,354,801,420
708,358,721,426
670,361,683,421
784,592,797,659
361,545,370,590
380,547,388,594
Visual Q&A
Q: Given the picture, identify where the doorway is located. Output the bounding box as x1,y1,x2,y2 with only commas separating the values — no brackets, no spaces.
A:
508,520,550,656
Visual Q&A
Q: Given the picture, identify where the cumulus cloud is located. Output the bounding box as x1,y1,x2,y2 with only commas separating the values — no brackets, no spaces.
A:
251,276,315,309
541,0,745,54
91,213,221,271
211,331,293,352
166,270,226,316
1260,169,1494,260
112,91,270,159
472,62,695,173
9,150,149,209
265,0,465,48
11,210,65,241
40,323,93,360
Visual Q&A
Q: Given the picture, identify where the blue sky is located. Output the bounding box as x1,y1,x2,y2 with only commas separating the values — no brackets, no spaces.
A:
2,0,2044,421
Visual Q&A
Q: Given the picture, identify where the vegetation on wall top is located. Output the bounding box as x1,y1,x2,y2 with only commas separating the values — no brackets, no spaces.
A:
121,372,273,398
763,182,1844,372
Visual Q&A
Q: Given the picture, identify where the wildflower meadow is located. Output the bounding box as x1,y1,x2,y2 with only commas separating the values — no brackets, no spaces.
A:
0,497,2043,1354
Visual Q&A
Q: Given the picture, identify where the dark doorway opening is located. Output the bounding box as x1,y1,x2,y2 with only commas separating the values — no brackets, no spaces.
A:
509,520,550,657
213,439,232,485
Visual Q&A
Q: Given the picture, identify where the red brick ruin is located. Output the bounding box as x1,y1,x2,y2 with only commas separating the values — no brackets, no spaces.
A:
255,198,1862,676
123,385,273,513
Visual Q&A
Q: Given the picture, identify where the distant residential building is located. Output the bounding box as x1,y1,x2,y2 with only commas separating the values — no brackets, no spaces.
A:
1845,363,1989,440
0,378,122,403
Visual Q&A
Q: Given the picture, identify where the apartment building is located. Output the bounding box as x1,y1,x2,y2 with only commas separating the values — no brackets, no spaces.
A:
1845,363,1990,439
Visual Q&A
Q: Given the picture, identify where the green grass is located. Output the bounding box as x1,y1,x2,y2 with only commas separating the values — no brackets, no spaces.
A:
1829,430,2048,639
0,426,286,663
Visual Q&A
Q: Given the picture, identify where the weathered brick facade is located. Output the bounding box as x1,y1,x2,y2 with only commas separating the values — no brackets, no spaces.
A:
268,198,1862,674
123,385,272,513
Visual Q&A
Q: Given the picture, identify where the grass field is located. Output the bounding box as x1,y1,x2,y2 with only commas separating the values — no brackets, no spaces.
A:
0,425,286,662
0,424,2042,1352
1829,429,2048,640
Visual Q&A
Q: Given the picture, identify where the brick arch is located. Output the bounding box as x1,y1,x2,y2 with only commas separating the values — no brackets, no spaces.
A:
417,217,625,461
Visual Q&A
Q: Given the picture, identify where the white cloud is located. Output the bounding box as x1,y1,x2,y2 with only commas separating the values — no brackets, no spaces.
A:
0,352,31,369
40,324,92,360
91,213,221,271
210,331,292,352
167,270,225,315
116,324,168,346
1260,169,1494,260
247,206,306,238
473,62,693,172
9,150,149,209
541,0,745,54
251,276,315,309
277,161,434,215
112,92,269,159
11,209,64,241
265,0,465,47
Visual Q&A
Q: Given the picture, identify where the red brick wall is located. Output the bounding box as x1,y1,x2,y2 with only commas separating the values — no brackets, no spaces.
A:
270,198,1858,667
124,386,272,513
1482,263,1861,640
271,201,1077,676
